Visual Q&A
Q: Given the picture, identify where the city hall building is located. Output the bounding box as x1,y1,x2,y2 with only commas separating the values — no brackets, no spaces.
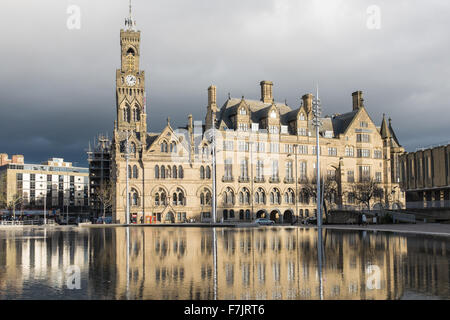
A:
111,12,405,224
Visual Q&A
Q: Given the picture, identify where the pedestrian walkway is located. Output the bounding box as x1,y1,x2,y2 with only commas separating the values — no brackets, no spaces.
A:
321,223,450,237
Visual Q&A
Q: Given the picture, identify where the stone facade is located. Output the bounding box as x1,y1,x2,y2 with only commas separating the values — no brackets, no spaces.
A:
111,22,405,224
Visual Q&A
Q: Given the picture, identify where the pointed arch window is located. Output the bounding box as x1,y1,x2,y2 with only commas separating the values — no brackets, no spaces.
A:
206,166,211,179
155,165,160,179
172,165,177,179
132,165,138,179
161,165,166,179
130,189,139,206
178,166,184,179
200,166,205,179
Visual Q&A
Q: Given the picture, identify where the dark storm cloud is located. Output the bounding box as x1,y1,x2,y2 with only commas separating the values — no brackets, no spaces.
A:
0,0,449,166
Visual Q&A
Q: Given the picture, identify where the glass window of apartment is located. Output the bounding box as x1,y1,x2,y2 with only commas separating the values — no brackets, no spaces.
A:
327,169,336,180
374,150,382,159
238,141,249,152
269,125,279,134
284,144,293,154
256,160,264,180
255,142,265,153
299,162,307,182
17,173,23,181
360,121,368,128
238,123,249,131
298,145,308,154
356,134,370,143
30,174,35,181
328,147,337,156
286,161,293,180
345,146,354,157
347,170,355,183
375,172,382,183
270,143,279,154
224,159,233,179
240,159,248,179
298,128,307,136
223,141,234,151
271,160,279,179
359,166,371,182
357,149,370,158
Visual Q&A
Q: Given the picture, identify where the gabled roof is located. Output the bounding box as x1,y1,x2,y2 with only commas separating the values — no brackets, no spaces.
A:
217,97,294,128
331,109,359,136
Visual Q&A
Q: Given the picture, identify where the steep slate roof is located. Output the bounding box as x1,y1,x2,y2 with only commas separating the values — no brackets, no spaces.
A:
217,98,293,128
330,110,359,136
388,119,402,147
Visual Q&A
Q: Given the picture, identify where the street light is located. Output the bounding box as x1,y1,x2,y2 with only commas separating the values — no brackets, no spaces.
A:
287,145,299,224
312,86,323,228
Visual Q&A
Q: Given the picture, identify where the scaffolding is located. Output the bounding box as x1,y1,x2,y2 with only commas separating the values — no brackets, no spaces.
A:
87,134,112,219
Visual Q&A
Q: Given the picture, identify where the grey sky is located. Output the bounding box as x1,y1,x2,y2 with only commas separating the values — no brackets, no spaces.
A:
0,0,449,166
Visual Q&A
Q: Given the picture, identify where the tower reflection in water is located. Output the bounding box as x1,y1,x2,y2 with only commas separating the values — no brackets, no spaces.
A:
0,227,449,300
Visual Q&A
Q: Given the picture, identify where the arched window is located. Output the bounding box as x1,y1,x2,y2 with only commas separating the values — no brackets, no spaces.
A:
126,106,131,123
254,188,266,204
172,193,177,206
299,113,305,121
160,141,168,153
224,187,234,205
178,166,184,179
155,165,159,179
133,165,138,179
270,188,281,205
200,166,205,179
128,165,132,179
284,188,295,204
239,188,250,204
206,166,211,179
200,188,211,206
130,189,139,206
161,165,166,179
172,165,177,179
173,188,185,206
130,143,136,155
155,188,167,206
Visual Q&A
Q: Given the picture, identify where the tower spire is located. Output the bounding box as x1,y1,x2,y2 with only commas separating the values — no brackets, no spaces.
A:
125,0,136,30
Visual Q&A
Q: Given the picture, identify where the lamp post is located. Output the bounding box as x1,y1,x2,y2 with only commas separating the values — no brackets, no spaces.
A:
211,117,217,224
287,145,299,224
312,87,322,227
43,192,47,225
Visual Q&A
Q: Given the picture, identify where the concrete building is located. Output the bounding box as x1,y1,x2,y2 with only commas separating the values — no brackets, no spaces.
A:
111,9,405,224
400,143,450,209
0,155,89,210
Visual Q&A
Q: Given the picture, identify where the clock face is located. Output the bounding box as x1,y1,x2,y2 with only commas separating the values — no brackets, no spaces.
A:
125,75,137,87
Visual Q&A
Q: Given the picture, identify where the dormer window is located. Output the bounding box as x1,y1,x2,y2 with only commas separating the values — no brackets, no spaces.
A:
270,110,277,119
239,108,247,115
299,113,305,121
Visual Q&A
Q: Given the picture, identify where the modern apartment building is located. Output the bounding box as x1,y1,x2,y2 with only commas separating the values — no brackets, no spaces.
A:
0,155,89,210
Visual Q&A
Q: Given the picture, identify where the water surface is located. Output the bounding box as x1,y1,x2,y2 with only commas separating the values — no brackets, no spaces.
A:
0,227,448,300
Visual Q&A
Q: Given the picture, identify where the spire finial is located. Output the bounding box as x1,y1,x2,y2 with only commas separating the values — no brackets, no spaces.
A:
125,0,136,30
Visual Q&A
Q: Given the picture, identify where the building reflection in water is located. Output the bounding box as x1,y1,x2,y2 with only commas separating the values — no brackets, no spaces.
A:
0,227,449,300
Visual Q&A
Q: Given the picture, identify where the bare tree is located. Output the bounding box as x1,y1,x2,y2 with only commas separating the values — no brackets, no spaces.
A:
350,178,384,211
0,192,6,210
7,194,23,220
94,182,114,220
301,175,339,215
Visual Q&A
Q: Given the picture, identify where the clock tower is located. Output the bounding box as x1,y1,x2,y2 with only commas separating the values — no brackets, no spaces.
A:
114,1,147,142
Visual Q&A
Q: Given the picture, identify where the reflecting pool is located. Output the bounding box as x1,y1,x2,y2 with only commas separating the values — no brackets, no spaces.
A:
0,227,449,300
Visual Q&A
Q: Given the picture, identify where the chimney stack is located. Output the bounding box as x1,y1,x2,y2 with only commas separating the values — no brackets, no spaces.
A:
208,85,217,106
302,94,313,114
352,91,364,110
260,80,273,104
11,155,24,164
